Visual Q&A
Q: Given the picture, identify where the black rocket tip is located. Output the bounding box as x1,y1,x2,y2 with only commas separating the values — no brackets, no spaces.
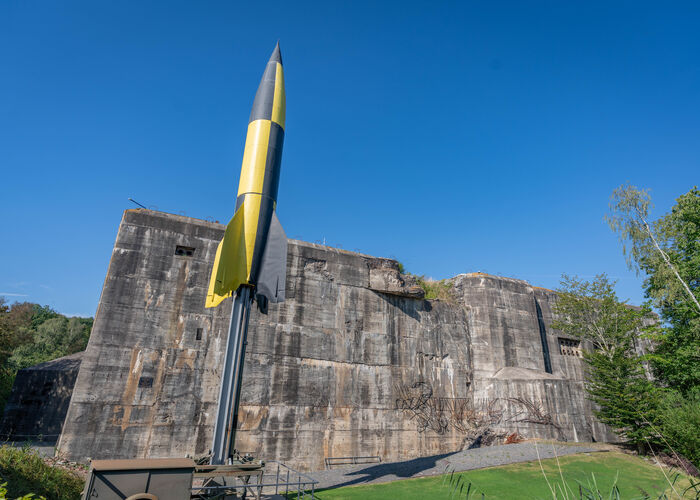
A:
270,41,282,65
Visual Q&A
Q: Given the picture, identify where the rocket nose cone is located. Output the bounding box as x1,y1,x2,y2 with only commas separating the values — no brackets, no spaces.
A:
270,41,282,65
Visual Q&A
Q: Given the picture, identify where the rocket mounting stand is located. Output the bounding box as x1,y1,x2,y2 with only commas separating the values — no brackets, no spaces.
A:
211,285,253,465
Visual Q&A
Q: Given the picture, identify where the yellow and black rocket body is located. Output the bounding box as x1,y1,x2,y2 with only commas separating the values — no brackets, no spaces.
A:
206,44,287,308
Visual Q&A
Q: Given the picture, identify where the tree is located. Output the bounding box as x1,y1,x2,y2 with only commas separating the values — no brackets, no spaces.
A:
0,301,93,415
9,317,92,371
605,185,700,313
0,298,27,417
0,298,11,362
606,185,700,395
551,274,659,450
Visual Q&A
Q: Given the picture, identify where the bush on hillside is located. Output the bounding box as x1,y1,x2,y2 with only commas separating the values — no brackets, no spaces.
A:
0,299,92,415
0,446,83,500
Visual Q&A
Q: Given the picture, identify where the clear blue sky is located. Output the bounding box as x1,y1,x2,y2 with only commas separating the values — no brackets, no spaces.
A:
1,1,698,317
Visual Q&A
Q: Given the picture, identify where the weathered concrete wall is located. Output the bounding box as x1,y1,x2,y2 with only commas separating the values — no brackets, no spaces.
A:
57,209,615,470
0,352,82,442
237,246,472,468
451,274,616,444
58,210,230,461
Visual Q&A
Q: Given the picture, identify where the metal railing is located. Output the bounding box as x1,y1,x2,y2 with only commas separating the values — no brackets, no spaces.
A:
191,461,318,499
0,433,60,441
324,455,381,469
268,461,318,499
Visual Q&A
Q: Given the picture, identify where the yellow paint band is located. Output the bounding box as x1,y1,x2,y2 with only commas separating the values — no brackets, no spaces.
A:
241,193,262,278
237,119,271,196
271,63,285,129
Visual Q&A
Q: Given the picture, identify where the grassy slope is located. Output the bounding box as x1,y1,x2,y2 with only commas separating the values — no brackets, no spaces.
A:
0,446,84,500
304,452,697,500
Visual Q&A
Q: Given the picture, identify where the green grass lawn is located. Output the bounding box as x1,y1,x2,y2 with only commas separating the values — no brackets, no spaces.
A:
300,451,698,500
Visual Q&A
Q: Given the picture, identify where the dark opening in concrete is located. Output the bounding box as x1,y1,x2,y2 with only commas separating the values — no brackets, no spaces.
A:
175,245,195,257
138,376,154,388
534,298,553,374
559,338,582,357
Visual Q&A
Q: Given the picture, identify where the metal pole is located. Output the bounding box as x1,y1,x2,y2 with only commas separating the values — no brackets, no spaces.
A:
210,285,253,465
275,464,280,495
227,285,253,461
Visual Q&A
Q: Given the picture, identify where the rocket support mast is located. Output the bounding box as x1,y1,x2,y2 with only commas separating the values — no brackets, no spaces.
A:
207,42,287,467
210,286,253,465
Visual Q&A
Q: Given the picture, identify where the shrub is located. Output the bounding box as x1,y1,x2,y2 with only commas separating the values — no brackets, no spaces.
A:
657,388,700,467
0,481,45,499
0,446,83,500
413,276,455,301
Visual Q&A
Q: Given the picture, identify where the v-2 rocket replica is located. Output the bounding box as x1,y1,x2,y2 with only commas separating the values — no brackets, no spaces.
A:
206,42,287,310
206,43,287,465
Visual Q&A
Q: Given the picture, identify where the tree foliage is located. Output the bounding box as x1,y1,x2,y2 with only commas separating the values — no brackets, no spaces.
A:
552,274,659,450
0,298,92,415
8,317,92,371
656,387,700,466
606,184,700,395
553,271,700,464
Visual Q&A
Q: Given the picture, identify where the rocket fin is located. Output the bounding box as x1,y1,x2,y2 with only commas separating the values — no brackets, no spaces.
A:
256,211,287,303
205,202,248,308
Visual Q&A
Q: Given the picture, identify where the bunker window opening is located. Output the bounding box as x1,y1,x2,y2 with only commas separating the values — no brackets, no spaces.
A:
138,376,154,388
175,245,195,257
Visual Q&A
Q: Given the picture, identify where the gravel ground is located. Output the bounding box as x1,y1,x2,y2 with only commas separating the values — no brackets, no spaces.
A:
307,442,602,490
